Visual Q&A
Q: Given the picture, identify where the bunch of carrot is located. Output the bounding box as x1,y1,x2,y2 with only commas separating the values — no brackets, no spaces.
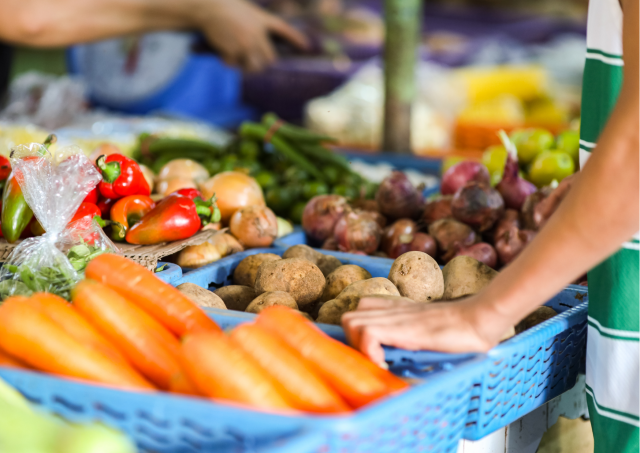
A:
0,254,408,413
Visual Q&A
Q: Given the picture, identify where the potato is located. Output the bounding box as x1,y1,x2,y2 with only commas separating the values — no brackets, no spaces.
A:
213,285,257,311
442,255,498,300
254,258,326,307
316,298,349,325
362,295,416,307
500,326,516,342
233,253,281,287
283,244,342,277
177,283,226,309
246,291,298,314
388,252,444,303
516,306,558,334
295,310,315,322
335,277,400,308
321,265,372,302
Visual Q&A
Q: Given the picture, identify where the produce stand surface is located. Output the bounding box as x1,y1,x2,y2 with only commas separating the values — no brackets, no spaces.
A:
0,307,484,453
171,248,589,440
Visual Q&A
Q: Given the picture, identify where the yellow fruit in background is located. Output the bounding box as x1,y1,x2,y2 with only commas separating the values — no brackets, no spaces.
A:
510,128,555,165
481,145,507,186
528,150,575,187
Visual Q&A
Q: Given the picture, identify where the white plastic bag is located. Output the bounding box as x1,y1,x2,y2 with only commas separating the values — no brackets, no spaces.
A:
0,140,117,300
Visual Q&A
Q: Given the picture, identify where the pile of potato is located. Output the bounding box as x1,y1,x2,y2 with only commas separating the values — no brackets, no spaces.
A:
177,245,558,338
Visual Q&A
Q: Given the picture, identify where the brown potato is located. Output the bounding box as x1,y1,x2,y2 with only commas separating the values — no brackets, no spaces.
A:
321,265,372,302
233,253,281,287
500,326,516,342
177,283,226,309
362,295,416,307
213,285,257,311
283,244,342,277
442,255,498,300
388,252,444,303
254,258,326,307
295,310,315,322
334,277,400,310
316,298,349,325
246,291,298,314
516,306,558,334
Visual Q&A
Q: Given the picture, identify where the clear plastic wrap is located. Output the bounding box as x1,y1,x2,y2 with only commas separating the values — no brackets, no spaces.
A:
0,142,118,300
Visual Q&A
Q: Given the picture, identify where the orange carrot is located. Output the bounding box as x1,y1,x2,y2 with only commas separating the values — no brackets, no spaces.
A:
181,332,294,411
72,279,197,394
0,296,154,390
0,347,30,370
26,293,128,366
256,306,408,408
230,323,351,413
85,254,221,336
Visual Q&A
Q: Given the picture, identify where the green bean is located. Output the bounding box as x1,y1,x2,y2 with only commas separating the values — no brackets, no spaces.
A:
296,143,353,174
147,137,221,155
240,123,325,181
261,113,337,143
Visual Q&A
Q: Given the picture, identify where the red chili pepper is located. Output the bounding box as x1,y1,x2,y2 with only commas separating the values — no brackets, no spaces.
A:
171,188,203,200
96,154,150,200
125,194,220,245
0,156,11,192
83,187,99,204
109,195,156,242
97,198,116,220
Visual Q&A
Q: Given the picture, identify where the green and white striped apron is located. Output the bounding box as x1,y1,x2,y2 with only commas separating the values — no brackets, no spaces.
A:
581,0,639,450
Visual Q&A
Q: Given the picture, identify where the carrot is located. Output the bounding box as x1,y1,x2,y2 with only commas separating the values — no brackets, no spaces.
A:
181,332,294,411
0,296,154,390
256,306,408,408
72,279,197,394
0,347,30,370
26,293,128,366
85,254,220,336
230,323,351,413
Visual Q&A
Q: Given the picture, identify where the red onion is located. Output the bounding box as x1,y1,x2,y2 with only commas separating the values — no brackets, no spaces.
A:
349,251,368,256
492,209,521,244
375,171,424,220
357,209,387,229
321,237,338,251
531,174,576,230
422,196,453,225
452,242,497,268
452,182,504,232
495,226,536,265
380,219,418,256
405,232,438,259
302,195,349,243
496,153,537,210
428,218,477,262
333,210,382,255
352,198,379,213
441,161,491,195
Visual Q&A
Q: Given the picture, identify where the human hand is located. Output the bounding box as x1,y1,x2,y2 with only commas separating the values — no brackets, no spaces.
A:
195,0,308,72
341,295,514,365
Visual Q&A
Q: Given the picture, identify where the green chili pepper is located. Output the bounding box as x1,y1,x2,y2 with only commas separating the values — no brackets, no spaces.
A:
1,174,33,243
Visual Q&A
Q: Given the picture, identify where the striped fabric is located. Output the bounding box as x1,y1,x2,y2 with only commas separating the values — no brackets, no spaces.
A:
580,0,639,451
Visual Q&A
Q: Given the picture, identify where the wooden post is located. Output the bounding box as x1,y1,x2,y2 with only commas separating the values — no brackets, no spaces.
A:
382,0,421,154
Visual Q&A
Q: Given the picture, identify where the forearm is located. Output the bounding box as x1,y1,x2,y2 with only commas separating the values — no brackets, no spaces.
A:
0,0,203,47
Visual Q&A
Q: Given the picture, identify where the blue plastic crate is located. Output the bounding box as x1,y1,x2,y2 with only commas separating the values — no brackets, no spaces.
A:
155,262,183,285
0,307,484,453
173,249,588,439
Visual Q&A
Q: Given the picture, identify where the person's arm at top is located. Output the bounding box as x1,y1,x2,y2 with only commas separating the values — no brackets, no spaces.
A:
0,0,307,72
342,0,639,363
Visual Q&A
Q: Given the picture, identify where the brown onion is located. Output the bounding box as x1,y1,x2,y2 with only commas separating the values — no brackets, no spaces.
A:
302,195,349,244
375,171,424,220
229,206,278,248
380,219,418,256
333,210,382,254
452,182,504,232
422,196,453,225
453,242,497,268
428,218,477,262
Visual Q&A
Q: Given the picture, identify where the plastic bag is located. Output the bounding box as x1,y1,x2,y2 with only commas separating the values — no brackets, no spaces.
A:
0,141,118,300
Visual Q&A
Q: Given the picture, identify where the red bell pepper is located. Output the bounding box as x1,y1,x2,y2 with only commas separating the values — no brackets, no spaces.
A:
125,194,220,245
0,156,11,192
96,154,150,200
71,202,103,224
109,195,156,242
83,187,99,204
96,198,116,220
171,188,203,200
68,202,107,245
